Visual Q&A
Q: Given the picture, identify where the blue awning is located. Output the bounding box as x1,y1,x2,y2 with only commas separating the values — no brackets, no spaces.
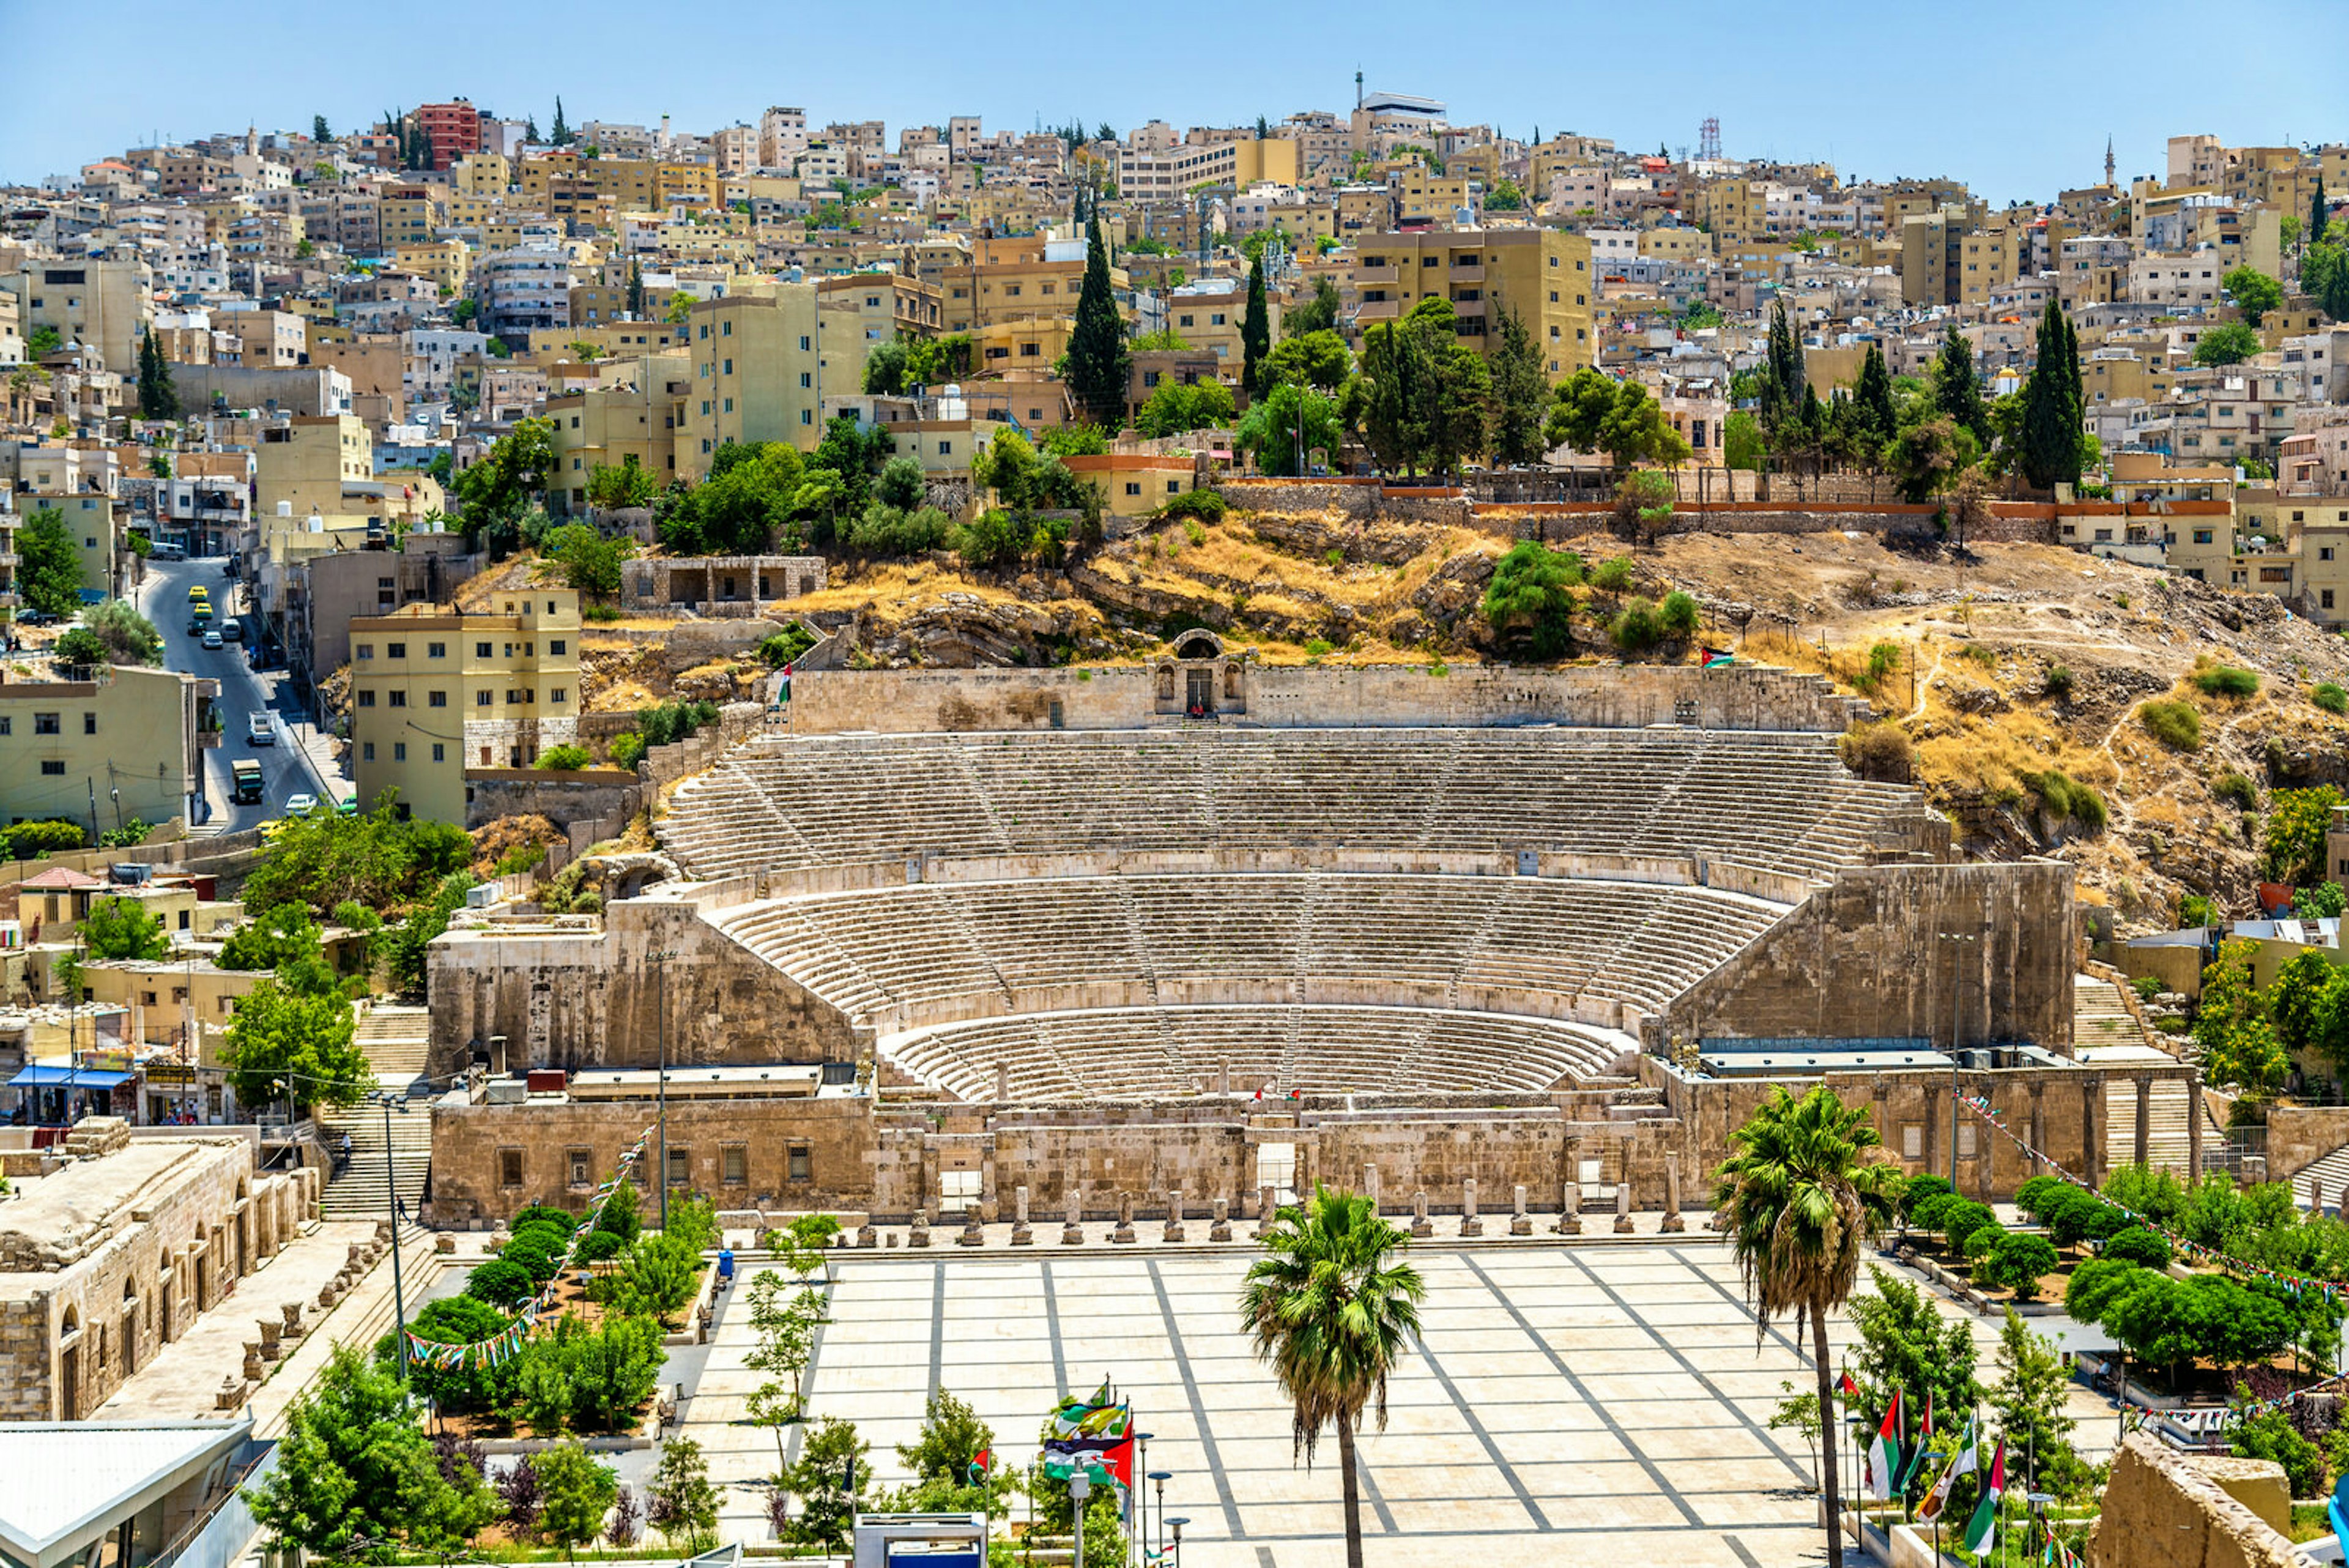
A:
6,1066,132,1089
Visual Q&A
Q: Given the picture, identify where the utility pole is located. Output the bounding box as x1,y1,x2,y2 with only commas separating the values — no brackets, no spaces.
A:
384,1094,409,1376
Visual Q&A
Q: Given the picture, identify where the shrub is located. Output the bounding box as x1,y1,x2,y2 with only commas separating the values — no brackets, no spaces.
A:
536,744,592,771
1984,1232,2061,1299
1658,591,1701,639
2013,1175,2067,1222
2043,664,2074,700
2028,770,2108,833
466,1258,535,1307
513,1204,575,1233
509,1222,571,1258
2194,665,2260,699
1159,489,1226,524
2139,700,2202,751
1302,638,1334,660
1589,556,1635,593
2180,893,2217,927
1909,1191,1961,1236
610,732,647,769
2213,771,2258,811
2130,974,2164,1003
1963,1217,2008,1263
639,699,719,749
1609,598,1662,652
574,1230,626,1265
594,1181,642,1245
2047,1192,2128,1249
845,503,952,557
1941,1200,1998,1254
758,625,818,668
1839,721,1915,784
1861,640,1901,689
5,819,85,858
1902,1173,1956,1213
2317,682,2349,715
502,1239,558,1285
2102,1227,2173,1269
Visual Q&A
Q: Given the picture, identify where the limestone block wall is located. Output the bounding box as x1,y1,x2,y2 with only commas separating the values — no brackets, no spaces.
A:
1660,861,2077,1052
785,663,1868,737
0,1140,292,1421
426,896,863,1079
2263,1104,2349,1181
2088,1433,2299,1568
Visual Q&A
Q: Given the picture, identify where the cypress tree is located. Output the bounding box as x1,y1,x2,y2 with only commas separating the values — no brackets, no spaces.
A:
1241,253,1271,393
551,97,570,147
1761,298,1804,437
1488,308,1549,467
137,330,180,422
1931,325,1987,442
1064,218,1130,428
626,261,645,318
2313,174,2330,248
1852,344,1897,453
2019,300,2082,489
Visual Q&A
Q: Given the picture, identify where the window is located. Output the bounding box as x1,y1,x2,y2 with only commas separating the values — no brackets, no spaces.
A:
667,1148,691,1187
427,642,446,658
393,741,407,762
357,690,376,707
938,1169,981,1213
550,639,566,655
552,688,568,704
499,1148,524,1187
938,440,952,455
432,743,445,762
362,742,376,761
476,691,492,707
428,690,447,708
387,642,406,658
477,641,492,657
40,760,64,776
721,1145,748,1186
789,1146,812,1182
1125,482,1142,497
568,1149,593,1189
1168,480,1181,494
355,644,374,660
0,718,10,736
81,713,95,735
387,691,407,708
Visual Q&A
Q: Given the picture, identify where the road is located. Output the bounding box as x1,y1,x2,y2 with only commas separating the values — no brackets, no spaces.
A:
135,554,344,834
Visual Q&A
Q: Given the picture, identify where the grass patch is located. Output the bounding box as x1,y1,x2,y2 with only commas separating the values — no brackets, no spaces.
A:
2316,681,2349,715
2139,699,2203,751
2028,769,2109,832
2213,770,2258,811
2194,664,2260,698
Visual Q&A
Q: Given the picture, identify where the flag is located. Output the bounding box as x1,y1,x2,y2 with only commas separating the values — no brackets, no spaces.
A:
1836,1370,1859,1402
1899,1389,1935,1488
1864,1389,1902,1501
1962,1439,2006,1552
968,1447,991,1482
1917,1413,1976,1522
1702,645,1735,668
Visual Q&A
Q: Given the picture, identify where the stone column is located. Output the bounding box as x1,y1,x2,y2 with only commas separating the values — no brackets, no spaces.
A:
957,1200,984,1246
1364,1164,1381,1213
2134,1075,2154,1169
911,1206,933,1249
1010,1186,1033,1247
2081,1079,2103,1192
1061,1189,1085,1246
1163,1191,1185,1244
1510,1183,1531,1236
1661,1153,1687,1233
1412,1188,1432,1238
2186,1080,2204,1181
1459,1178,1482,1238
257,1318,282,1362
1555,1138,1582,1235
1209,1197,1231,1242
1112,1191,1136,1244
1614,1176,1635,1234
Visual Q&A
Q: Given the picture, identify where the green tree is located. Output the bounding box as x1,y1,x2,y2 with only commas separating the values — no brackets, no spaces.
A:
1488,308,1550,467
550,97,571,146
896,1387,1012,1513
1136,380,1237,439
1258,328,1353,393
625,261,646,319
599,1232,702,1325
2269,949,2346,1058
2019,300,2084,489
1715,1087,1905,1566
2313,174,2331,247
585,455,658,511
1236,382,1341,477
533,1439,619,1557
451,417,557,550
2265,786,2343,885
222,977,366,1112
77,600,163,664
136,329,182,421
2194,321,2263,367
1888,415,1972,503
663,441,807,555
2221,267,2283,329
1065,220,1130,427
1482,541,1583,658
1241,253,1272,391
17,508,89,616
81,896,169,961
2196,937,2290,1098
1286,277,1343,335
1931,325,1987,442
379,1295,519,1414
777,1417,868,1551
545,521,633,601
645,1435,719,1551
1359,316,1431,476
1989,1308,2079,1494
380,870,481,998
744,1265,830,1467
1761,297,1808,439
1239,1187,1424,1568
1724,410,1764,471
1849,346,1898,458
1545,368,1691,472
246,1345,497,1556
1982,1232,2060,1298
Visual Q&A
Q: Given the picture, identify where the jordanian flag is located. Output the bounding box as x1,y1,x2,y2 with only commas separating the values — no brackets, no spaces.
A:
1836,1369,1859,1402
1864,1389,1903,1501
1961,1438,2006,1553
1917,1412,1976,1523
1899,1390,1935,1488
1041,1433,1135,1489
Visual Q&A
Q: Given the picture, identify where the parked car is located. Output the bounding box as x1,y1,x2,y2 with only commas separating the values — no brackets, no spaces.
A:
201,630,223,650
220,619,243,642
150,543,187,561
16,609,59,626
247,713,275,745
187,617,208,636
283,792,319,816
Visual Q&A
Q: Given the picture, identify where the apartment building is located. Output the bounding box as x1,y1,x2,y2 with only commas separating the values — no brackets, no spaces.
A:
477,245,574,342
680,286,822,478
349,590,584,825
254,415,373,522
1351,227,1595,377
291,533,481,685
410,102,486,169
1117,138,1299,200
0,665,214,831
2,258,154,377
547,351,694,512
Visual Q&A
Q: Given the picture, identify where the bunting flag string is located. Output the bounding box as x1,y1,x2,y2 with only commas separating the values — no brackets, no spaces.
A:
403,1126,655,1370
1946,1090,2345,1423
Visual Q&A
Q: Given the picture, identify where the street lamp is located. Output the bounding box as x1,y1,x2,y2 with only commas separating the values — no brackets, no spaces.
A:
1165,1517,1188,1568
1147,1471,1171,1564
380,1092,410,1377
1130,1433,1152,1562
1067,1472,1091,1568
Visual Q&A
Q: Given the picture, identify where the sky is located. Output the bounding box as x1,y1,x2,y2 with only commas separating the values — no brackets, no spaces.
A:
5,0,2345,203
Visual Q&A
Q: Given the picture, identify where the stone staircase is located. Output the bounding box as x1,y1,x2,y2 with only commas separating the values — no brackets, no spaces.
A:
2104,1076,2200,1178
2073,974,2151,1055
355,1005,432,1096
2072,973,2204,1179
2294,1143,2349,1214
315,1099,432,1221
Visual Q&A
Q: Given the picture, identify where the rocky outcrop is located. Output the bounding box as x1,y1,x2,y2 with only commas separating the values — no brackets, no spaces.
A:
2087,1433,2296,1568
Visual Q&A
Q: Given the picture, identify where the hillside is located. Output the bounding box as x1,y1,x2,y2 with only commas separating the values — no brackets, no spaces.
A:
501,506,2349,929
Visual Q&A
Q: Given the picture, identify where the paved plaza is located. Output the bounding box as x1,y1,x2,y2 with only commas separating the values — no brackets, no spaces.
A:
680,1238,2117,1568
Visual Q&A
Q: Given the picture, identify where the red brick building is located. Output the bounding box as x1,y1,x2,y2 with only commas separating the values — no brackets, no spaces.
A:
410,100,484,169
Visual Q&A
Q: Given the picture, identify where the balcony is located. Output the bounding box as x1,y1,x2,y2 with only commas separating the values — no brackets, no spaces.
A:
1448,297,1487,318
1447,264,1485,284
1354,300,1400,323
1354,264,1400,284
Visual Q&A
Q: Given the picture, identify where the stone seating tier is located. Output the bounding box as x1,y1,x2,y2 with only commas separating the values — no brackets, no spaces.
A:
659,727,1943,886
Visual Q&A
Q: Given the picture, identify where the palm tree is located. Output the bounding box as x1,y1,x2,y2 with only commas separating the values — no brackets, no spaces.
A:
1239,1186,1425,1568
1712,1085,1905,1568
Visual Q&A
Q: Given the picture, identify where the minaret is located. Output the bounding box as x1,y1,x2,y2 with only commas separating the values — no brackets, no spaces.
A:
2105,137,2115,188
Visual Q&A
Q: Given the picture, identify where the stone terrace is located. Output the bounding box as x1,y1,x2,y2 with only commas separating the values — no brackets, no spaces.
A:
661,727,1945,888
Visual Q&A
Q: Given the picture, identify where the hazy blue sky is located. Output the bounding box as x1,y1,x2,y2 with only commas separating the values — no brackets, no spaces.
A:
6,0,2343,202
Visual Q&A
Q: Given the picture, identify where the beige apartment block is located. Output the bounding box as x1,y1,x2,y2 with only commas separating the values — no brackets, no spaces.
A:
678,286,822,480
0,665,211,831
1352,227,1595,378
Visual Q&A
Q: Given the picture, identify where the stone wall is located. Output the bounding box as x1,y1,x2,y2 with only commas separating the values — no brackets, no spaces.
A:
786,663,1867,737
464,774,642,834
0,1135,310,1420
2265,1104,2349,1181
425,891,863,1080
2087,1433,2299,1568
1661,861,2078,1052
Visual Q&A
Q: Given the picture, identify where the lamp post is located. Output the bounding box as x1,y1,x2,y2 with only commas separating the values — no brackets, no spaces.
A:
1146,1470,1171,1564
1067,1472,1091,1568
1130,1432,1152,1562
382,1093,409,1377
1937,929,1980,1187
1165,1517,1187,1568
647,946,680,1228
